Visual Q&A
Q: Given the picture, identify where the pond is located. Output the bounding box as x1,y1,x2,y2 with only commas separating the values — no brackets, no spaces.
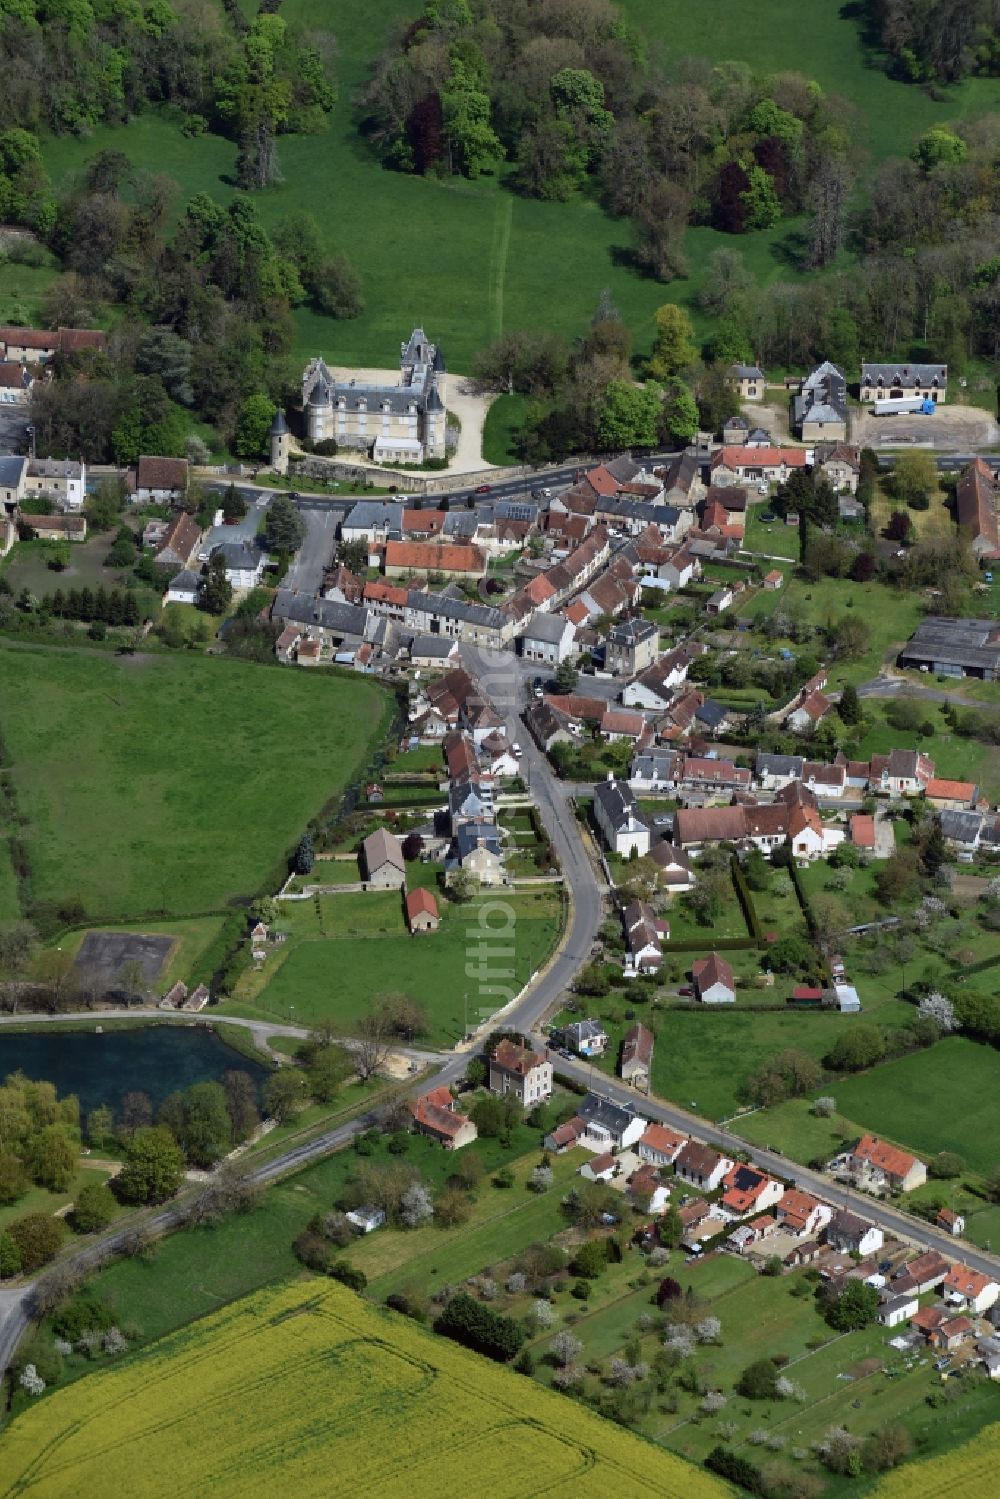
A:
0,1024,269,1117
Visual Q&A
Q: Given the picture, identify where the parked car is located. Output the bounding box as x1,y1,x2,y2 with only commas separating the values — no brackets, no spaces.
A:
678,985,694,996
512,742,523,757
475,483,492,494
760,512,775,522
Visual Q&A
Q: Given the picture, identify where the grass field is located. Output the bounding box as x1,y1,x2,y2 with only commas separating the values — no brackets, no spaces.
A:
482,394,529,466
0,257,59,325
54,915,227,992
742,510,801,562
0,536,159,614
868,477,955,542
2,1280,726,1499
221,886,563,1045
0,644,389,925
36,0,998,377
0,1163,116,1235
832,1038,1000,1177
850,701,1000,799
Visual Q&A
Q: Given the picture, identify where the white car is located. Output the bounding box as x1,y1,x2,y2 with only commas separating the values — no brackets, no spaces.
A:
512,742,523,758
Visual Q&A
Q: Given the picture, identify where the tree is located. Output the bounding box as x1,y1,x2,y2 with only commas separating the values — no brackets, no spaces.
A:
376,992,429,1042
114,1127,184,1205
0,920,38,975
918,992,959,1033
71,1181,116,1233
549,1330,584,1366
5,1212,65,1272
659,1205,683,1248
263,494,306,553
663,382,699,443
448,868,478,904
596,379,661,450
826,1278,879,1331
554,659,578,692
649,304,697,380
178,1081,233,1168
199,553,233,614
573,1237,609,1279
863,1423,913,1473
294,833,315,875
656,1276,683,1307
737,1358,780,1399
28,1125,76,1192
824,1025,885,1072
233,393,276,459
400,1182,434,1228
885,510,913,543
304,1044,353,1103
401,832,424,862
263,1069,308,1123
355,1010,395,1080
0,1153,27,1205
119,1091,152,1141
893,451,937,510
838,683,862,725
875,847,921,904
223,1070,260,1140
928,1150,963,1178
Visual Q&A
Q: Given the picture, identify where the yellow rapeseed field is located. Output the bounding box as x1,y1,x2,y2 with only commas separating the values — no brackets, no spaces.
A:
873,1421,1000,1498
0,1281,728,1498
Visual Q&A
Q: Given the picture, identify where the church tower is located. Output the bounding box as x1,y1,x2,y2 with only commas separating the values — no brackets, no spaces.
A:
270,408,290,475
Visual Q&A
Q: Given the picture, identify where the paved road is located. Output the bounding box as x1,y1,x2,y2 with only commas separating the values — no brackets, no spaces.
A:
551,1055,1000,1279
858,675,988,708
285,502,341,594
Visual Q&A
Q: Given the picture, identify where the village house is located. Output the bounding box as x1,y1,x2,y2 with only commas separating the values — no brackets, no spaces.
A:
622,642,705,708
691,952,736,1004
0,360,33,405
130,455,189,505
937,1208,966,1237
488,1039,553,1109
448,821,505,885
22,457,86,511
710,445,808,487
912,1307,974,1352
706,585,735,616
212,541,267,590
659,450,705,508
637,1123,688,1168
717,1164,785,1221
605,616,659,677
577,1093,647,1152
647,841,695,891
924,778,979,811
675,1142,734,1193
839,1134,927,1193
723,413,750,444
156,511,202,568
944,1265,1000,1315
405,886,439,934
592,776,650,857
815,442,862,495
878,1291,919,1329
579,1152,618,1183
520,610,576,664
627,1162,670,1215
825,1210,883,1258
21,512,87,542
362,828,406,889
409,635,459,669
561,1019,608,1058
860,361,947,404
0,454,27,513
303,328,447,462
600,708,648,745
165,569,200,606
384,541,486,580
955,457,1000,559
762,569,783,591
0,324,106,363
793,361,848,442
409,1085,477,1149
621,901,665,977
618,1021,654,1088
891,1250,951,1298
726,363,766,400
775,1190,832,1238
786,687,834,733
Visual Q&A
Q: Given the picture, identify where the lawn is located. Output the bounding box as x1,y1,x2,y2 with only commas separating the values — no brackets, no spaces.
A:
0,256,59,325
832,1037,1000,1177
0,1163,117,1235
850,700,1000,799
482,394,529,466
741,509,800,562
221,886,564,1045
37,0,998,380
0,535,158,612
869,476,955,542
388,744,444,774
0,644,389,925
53,915,228,992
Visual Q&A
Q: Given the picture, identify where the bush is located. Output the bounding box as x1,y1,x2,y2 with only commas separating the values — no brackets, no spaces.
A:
329,1260,367,1292
573,1238,609,1279
6,1213,65,1271
736,1359,780,1400
705,1446,765,1495
70,1182,116,1233
52,1290,115,1343
435,1292,525,1362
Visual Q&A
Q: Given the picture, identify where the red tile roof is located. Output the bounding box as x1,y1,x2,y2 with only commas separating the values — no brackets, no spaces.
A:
850,814,876,848
640,1123,687,1157
364,579,409,607
944,1264,996,1299
491,1038,546,1076
384,541,485,574
405,887,439,922
925,778,977,801
712,445,808,471
136,454,189,491
692,952,735,994
853,1134,919,1181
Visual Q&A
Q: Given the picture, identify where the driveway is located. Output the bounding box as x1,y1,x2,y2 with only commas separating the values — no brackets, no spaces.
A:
284,502,340,594
873,808,896,859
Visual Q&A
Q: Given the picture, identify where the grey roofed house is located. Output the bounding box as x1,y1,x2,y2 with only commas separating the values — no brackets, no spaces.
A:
213,540,263,569
579,1092,637,1138
272,589,372,639
694,698,728,731
166,568,200,595
861,361,947,387
608,616,657,647
449,780,493,822
898,617,1000,679
756,751,805,779
630,749,677,783
793,360,848,428
593,775,642,829
563,1019,607,1050
442,510,479,538
411,634,455,660
939,809,983,847
601,499,681,529
524,611,573,644
0,454,27,486
604,455,642,484
493,497,538,523
453,820,502,858
729,363,765,379
661,450,699,496
363,827,405,876
408,589,506,629
341,500,403,533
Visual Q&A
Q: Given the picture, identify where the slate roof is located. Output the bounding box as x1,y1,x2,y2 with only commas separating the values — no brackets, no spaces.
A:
861,362,947,385
272,589,372,637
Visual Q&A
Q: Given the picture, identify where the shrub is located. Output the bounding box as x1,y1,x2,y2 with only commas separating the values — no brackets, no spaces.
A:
737,1359,780,1400
435,1292,524,1362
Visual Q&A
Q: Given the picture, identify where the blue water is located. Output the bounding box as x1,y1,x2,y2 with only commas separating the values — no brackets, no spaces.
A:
0,1025,267,1115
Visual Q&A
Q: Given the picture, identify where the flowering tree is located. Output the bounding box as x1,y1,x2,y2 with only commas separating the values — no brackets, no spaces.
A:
550,1330,583,1365
19,1364,45,1396
696,1316,722,1344
399,1183,434,1228
701,1391,727,1413
533,1298,554,1328
530,1165,554,1193
918,992,960,1033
